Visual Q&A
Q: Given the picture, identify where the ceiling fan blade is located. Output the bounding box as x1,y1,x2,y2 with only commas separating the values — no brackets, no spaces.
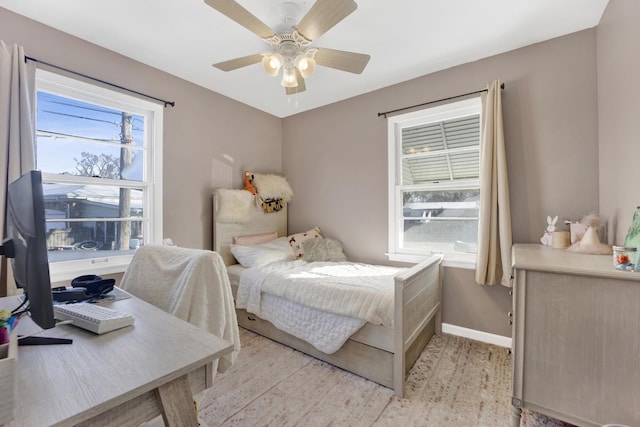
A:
285,69,306,95
213,53,263,71
296,0,357,42
314,48,370,74
204,0,275,39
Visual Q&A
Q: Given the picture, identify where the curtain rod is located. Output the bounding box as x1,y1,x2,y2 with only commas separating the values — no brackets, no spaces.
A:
25,56,175,108
377,82,505,118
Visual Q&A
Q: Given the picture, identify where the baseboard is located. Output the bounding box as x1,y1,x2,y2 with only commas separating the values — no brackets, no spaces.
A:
442,323,512,348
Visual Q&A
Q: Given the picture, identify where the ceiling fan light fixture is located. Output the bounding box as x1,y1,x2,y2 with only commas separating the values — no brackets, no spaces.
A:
262,53,283,76
295,55,316,78
206,0,369,95
281,65,298,88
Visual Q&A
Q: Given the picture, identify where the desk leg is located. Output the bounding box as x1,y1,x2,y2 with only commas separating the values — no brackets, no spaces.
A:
157,374,199,427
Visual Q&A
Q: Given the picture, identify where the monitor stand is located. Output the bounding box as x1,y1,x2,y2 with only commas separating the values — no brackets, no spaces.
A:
18,336,73,346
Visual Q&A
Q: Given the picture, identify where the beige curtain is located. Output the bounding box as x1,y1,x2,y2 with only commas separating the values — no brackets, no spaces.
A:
0,41,37,296
475,79,512,287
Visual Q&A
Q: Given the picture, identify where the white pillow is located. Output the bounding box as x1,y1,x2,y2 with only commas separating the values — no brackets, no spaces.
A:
263,236,295,253
230,237,294,268
233,232,278,246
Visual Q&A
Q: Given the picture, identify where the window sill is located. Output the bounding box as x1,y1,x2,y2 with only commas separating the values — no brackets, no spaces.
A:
387,252,476,270
49,255,133,284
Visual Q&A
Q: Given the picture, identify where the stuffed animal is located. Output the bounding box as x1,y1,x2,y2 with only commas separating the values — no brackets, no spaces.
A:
540,215,558,245
243,170,257,195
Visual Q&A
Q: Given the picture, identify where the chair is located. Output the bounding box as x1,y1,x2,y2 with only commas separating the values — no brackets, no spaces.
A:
120,244,240,373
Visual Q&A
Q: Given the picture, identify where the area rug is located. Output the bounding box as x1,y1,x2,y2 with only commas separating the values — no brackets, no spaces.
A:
197,328,574,426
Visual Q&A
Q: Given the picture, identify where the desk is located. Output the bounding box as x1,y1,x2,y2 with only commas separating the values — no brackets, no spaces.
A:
0,294,233,427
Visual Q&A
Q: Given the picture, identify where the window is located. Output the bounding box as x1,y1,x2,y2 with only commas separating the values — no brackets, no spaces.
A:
388,97,481,267
35,70,163,282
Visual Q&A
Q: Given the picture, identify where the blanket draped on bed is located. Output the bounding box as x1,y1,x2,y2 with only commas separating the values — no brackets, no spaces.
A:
235,260,401,353
238,260,400,326
120,245,240,375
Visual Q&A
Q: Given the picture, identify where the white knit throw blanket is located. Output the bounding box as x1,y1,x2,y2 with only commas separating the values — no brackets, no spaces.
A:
120,245,240,374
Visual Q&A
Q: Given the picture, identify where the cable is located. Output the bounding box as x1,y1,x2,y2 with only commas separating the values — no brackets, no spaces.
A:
11,297,29,317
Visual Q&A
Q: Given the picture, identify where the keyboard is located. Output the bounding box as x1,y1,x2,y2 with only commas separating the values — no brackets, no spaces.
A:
53,303,135,335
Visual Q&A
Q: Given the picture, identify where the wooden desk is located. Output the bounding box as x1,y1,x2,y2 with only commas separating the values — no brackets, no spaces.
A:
0,294,233,427
511,244,640,427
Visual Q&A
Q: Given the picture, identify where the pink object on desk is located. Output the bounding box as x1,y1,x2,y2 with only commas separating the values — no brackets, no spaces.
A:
0,326,8,345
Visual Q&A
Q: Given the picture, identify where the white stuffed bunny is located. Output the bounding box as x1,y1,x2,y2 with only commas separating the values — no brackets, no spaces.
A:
540,215,558,245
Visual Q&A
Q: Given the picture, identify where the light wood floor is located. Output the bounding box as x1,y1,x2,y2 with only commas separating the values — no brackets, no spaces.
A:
196,328,571,427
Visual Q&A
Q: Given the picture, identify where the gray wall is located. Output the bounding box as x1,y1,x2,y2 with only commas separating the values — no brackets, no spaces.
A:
5,3,631,338
0,7,282,252
282,29,601,338
597,0,640,245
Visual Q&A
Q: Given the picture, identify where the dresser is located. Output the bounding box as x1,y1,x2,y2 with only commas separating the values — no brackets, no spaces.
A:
511,244,640,427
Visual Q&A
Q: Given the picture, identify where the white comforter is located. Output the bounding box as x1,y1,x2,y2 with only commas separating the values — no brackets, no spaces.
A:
235,260,401,353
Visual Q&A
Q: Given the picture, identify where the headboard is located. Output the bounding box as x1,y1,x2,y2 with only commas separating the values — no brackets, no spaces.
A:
212,193,288,266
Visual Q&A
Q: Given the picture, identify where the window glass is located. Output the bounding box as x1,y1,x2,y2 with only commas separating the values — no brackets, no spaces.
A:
402,189,479,254
38,92,145,147
43,183,145,262
35,70,162,278
37,92,145,180
388,97,481,262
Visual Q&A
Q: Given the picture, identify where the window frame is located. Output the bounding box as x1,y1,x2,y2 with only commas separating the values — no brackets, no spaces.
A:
387,97,481,268
35,69,163,282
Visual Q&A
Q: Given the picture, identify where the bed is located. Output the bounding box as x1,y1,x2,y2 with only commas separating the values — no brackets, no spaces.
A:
212,194,442,397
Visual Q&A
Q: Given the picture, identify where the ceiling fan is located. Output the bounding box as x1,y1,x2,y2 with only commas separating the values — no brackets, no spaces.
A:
204,0,371,95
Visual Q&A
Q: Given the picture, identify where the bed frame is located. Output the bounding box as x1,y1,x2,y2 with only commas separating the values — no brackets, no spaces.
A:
212,194,442,397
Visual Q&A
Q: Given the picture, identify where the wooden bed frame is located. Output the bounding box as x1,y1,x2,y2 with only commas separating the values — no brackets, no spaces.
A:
212,194,442,397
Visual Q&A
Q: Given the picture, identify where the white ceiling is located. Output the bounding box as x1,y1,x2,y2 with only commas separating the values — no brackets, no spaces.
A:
1,0,609,118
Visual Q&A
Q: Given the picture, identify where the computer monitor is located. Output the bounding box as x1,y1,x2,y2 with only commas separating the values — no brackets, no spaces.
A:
1,170,56,330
